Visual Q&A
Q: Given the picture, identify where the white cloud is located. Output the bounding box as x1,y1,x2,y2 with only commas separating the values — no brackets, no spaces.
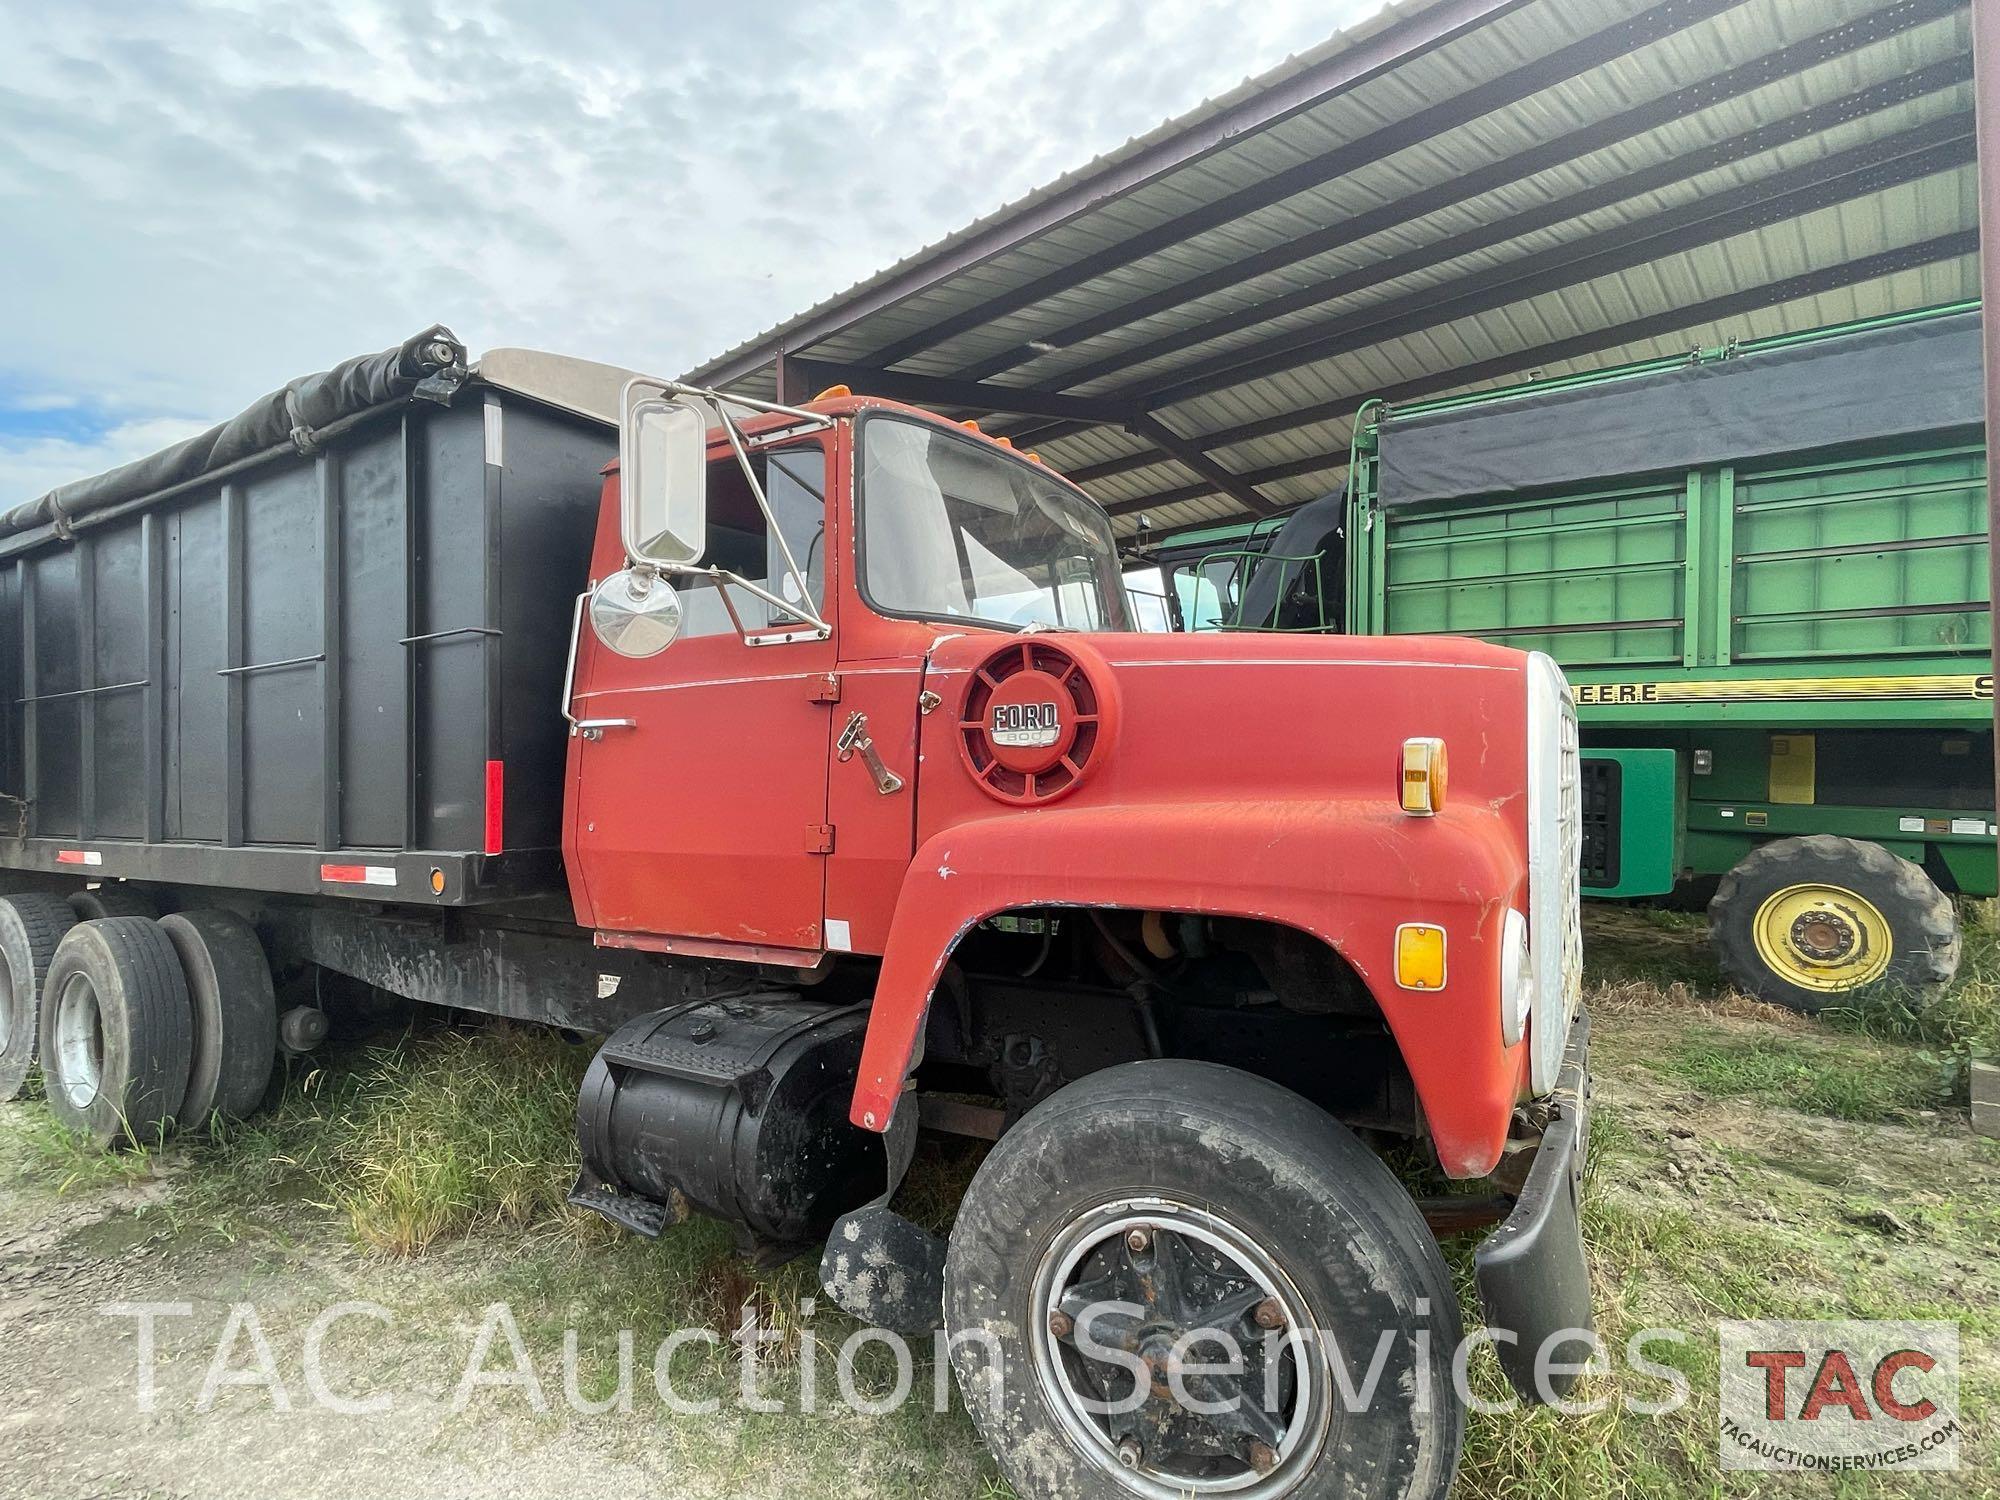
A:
0,417,213,508
0,0,1383,499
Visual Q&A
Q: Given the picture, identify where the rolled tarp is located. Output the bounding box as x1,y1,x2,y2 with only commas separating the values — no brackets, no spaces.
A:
1375,309,1984,509
2,325,467,540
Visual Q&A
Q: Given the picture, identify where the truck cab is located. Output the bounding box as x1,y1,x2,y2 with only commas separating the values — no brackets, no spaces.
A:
558,381,1593,1495
564,388,1581,1148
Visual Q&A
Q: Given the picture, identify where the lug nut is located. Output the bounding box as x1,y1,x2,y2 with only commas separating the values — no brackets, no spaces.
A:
1126,1227,1152,1254
1116,1437,1144,1470
1048,1310,1073,1340
1248,1441,1278,1474
1253,1297,1287,1331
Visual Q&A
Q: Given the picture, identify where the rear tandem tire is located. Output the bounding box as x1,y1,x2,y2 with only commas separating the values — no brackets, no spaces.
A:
944,1059,1464,1500
158,910,279,1127
0,892,79,1101
1707,834,1959,1015
38,918,194,1149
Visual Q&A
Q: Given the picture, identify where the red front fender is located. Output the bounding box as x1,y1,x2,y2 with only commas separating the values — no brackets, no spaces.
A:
851,799,1532,1178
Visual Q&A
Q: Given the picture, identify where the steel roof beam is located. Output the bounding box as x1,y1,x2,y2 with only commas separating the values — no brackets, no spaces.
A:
783,358,1137,424
1015,53,1976,394
686,0,1524,388
851,0,1751,374
1032,116,1974,469
1125,414,1280,515
1097,228,1980,517
1124,120,1974,409
964,0,1968,390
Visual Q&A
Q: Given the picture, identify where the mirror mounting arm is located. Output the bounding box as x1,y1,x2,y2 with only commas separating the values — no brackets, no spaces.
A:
560,591,638,736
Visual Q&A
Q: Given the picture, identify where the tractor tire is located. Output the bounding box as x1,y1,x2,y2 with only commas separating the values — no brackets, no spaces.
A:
0,892,78,1101
159,910,278,1127
39,918,193,1149
69,885,158,922
1708,835,1959,1015
945,1059,1463,1500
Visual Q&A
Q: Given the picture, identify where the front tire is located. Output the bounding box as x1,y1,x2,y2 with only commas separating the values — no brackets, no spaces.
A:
1708,835,1959,1014
945,1059,1463,1500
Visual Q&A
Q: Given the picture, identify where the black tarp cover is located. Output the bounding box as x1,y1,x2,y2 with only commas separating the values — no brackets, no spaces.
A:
2,326,466,539
1375,310,1984,509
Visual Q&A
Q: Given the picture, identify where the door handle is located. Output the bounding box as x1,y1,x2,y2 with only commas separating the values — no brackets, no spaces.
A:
836,712,904,795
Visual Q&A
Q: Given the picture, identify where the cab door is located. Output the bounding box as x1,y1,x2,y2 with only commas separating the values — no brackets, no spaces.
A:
568,438,835,955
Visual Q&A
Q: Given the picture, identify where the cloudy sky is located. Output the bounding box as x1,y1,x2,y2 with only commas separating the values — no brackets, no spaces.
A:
0,0,1380,501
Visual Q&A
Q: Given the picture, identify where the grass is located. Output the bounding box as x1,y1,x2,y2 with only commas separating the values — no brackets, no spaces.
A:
1644,1030,1953,1122
7,903,1999,1498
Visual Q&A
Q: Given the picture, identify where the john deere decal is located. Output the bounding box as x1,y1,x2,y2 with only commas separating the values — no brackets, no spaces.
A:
1573,674,1993,707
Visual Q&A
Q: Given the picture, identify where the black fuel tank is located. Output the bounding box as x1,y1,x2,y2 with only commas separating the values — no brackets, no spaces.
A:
570,995,884,1251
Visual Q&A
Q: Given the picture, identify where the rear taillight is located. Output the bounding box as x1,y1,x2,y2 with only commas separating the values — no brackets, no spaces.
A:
483,759,505,856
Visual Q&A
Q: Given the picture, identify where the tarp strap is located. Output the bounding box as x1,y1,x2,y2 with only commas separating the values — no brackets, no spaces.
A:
285,388,323,457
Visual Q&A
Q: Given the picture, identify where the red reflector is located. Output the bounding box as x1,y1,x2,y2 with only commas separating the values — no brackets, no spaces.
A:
484,759,505,856
55,849,96,866
320,863,396,887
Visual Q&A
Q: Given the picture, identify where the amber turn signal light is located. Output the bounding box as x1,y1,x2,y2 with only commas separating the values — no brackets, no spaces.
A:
1400,736,1447,815
1395,922,1447,990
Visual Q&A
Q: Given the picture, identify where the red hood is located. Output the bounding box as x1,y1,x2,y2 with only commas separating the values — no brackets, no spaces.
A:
917,628,1534,845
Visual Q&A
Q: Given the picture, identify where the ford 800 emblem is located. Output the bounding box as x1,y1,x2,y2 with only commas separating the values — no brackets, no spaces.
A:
992,700,1061,748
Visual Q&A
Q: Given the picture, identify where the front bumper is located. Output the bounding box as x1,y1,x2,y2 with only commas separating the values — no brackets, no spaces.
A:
1473,1008,1593,1404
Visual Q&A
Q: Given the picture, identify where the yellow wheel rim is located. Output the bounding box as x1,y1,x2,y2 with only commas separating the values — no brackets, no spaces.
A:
1750,882,1893,992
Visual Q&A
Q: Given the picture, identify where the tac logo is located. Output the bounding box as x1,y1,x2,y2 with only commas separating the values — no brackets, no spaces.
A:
1719,1320,1959,1472
991,700,1061,749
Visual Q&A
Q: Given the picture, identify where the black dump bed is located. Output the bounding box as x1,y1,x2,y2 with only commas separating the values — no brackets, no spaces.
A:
0,329,618,906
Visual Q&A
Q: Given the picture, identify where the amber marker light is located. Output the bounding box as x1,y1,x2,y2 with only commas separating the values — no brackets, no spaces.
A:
1395,923,1447,991
1400,736,1447,815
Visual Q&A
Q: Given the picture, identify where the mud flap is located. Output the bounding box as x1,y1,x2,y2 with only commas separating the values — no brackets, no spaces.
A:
819,1105,949,1332
1474,1009,1594,1403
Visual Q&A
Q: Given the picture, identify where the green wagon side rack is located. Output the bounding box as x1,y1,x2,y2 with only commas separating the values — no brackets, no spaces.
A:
1148,301,1990,1011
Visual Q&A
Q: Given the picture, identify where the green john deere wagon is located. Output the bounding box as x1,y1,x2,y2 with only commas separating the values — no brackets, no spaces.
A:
1142,302,1990,1012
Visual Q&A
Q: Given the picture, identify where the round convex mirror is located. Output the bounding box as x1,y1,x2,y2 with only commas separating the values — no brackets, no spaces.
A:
589,568,683,657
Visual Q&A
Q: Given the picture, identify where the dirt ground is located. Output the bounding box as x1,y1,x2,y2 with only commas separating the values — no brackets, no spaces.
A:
0,1170,704,1499
3,912,1997,1499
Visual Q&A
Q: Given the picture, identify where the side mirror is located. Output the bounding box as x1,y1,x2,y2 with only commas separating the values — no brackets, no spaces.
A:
589,568,683,657
619,381,710,566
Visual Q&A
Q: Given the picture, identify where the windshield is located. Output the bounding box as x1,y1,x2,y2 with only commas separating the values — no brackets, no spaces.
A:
858,415,1132,632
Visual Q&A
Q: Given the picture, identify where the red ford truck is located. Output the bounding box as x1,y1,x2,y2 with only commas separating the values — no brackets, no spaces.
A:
0,330,1590,1499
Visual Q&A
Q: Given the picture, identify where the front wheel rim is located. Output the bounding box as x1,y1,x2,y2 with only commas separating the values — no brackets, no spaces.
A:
52,971,106,1110
1751,882,1894,992
1028,1196,1330,1498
